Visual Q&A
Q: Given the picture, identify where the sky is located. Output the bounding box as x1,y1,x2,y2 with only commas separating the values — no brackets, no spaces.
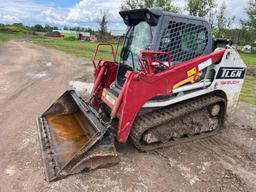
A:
0,0,250,30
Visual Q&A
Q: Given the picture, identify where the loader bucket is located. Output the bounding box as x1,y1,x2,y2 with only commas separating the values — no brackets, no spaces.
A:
37,90,119,181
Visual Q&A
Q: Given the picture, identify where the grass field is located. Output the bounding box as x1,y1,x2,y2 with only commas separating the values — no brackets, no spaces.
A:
239,52,256,105
240,52,256,69
33,37,120,61
240,76,256,105
0,33,25,46
62,33,77,38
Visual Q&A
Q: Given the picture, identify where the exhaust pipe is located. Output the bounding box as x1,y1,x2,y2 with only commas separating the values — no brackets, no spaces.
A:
173,80,212,94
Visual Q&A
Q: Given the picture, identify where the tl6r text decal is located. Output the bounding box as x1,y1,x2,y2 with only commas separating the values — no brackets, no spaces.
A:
216,67,246,79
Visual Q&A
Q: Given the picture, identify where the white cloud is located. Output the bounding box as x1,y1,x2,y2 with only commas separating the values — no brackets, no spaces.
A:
66,0,131,29
65,0,124,28
40,8,67,26
0,0,65,25
1,15,20,23
174,0,249,27
0,0,250,30
216,0,249,26
0,0,125,29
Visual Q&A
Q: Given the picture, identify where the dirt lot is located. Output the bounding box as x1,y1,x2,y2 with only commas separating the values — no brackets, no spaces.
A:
0,40,255,192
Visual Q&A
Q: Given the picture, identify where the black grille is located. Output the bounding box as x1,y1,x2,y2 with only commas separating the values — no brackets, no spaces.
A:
158,20,208,64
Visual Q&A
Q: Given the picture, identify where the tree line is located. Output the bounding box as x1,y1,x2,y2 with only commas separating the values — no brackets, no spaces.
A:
0,23,59,34
0,23,97,34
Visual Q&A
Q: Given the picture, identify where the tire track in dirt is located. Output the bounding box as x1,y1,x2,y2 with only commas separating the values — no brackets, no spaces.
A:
152,132,255,191
192,136,256,190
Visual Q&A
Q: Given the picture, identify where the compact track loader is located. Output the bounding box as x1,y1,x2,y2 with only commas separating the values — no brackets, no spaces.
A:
37,8,246,181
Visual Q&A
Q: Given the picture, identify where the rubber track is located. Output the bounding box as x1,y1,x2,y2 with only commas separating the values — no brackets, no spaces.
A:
130,94,226,151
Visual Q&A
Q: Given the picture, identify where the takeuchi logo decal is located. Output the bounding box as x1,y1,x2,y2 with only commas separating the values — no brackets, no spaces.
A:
216,67,246,79
220,80,240,85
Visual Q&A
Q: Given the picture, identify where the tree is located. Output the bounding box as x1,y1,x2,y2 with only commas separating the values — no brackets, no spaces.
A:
187,0,216,17
121,0,179,13
44,24,53,32
13,23,24,27
33,24,44,32
215,2,235,37
243,0,256,31
98,13,108,39
83,27,96,35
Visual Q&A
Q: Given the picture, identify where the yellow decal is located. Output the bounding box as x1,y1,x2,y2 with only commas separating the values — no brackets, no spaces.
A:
187,67,197,77
173,76,195,89
102,91,107,97
173,72,203,89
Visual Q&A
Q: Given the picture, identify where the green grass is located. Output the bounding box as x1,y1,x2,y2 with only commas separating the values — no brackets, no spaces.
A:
240,76,256,105
33,37,120,61
240,52,256,69
239,51,256,105
0,33,25,46
62,33,77,38
62,33,77,41
0,32,120,61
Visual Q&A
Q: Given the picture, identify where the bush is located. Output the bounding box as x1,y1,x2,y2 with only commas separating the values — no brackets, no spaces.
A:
0,25,28,34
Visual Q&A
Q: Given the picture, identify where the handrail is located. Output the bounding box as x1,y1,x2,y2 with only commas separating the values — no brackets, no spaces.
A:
138,50,171,74
92,43,116,69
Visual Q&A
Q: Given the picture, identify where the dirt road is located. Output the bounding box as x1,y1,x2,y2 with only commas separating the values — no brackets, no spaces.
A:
0,40,255,192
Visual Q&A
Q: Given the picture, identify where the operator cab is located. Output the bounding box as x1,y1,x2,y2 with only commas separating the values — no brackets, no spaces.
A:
116,21,153,87
116,9,161,88
108,8,213,99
